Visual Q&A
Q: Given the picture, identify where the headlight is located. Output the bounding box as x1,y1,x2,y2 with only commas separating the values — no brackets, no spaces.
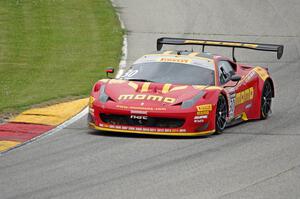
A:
181,90,205,109
99,85,109,103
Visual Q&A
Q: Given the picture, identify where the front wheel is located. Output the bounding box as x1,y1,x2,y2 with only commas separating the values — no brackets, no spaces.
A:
260,81,273,119
215,95,228,134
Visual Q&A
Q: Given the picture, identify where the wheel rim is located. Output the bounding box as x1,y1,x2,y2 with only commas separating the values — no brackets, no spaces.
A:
216,96,227,131
262,82,272,117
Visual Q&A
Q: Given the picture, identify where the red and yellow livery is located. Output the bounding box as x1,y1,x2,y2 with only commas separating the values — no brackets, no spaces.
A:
88,37,283,136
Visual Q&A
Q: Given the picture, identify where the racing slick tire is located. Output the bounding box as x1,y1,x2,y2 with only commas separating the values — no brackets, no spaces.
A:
260,80,273,119
215,95,228,134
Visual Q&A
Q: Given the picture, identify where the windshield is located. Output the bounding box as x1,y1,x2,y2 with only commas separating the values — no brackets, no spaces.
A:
120,62,215,85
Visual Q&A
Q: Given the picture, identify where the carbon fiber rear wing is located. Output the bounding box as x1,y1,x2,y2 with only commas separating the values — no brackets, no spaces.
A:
157,37,284,61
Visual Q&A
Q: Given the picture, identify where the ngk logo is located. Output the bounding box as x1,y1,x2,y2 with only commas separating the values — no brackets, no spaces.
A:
130,115,148,120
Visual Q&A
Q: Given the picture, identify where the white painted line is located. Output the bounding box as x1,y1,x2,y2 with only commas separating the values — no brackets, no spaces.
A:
116,36,128,78
111,0,128,78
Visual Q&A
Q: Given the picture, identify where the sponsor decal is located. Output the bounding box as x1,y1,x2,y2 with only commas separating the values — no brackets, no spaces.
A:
196,104,212,111
245,103,252,109
98,122,187,133
194,115,208,119
130,115,148,120
160,57,191,64
130,115,148,125
130,110,148,115
197,111,209,115
116,105,166,111
194,119,204,123
228,93,236,119
118,94,176,104
236,87,254,106
194,115,207,123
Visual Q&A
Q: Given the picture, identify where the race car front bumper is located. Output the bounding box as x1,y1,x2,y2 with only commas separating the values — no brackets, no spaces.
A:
88,98,216,136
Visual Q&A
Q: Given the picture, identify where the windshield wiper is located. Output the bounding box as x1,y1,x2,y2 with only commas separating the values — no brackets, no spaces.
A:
127,78,154,82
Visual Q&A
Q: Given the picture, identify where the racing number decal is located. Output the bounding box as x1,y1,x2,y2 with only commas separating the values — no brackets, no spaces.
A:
122,69,138,78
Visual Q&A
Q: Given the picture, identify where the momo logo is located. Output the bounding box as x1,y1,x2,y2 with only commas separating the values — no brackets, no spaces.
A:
235,87,254,106
118,94,176,103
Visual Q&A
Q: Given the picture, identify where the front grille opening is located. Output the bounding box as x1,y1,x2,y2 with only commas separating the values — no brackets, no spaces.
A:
100,114,184,128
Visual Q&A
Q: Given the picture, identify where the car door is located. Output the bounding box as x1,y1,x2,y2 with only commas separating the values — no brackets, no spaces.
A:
217,60,238,120
218,60,255,120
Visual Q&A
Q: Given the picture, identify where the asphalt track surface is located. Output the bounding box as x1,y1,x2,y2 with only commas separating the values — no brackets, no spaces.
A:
1,0,300,198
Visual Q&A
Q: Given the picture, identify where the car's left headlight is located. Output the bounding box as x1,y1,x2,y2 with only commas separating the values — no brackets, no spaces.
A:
181,90,206,109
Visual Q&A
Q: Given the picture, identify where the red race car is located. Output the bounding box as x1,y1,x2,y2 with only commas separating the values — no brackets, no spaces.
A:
88,37,283,136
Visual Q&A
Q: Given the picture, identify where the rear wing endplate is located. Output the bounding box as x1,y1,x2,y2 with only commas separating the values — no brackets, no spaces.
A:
157,37,284,61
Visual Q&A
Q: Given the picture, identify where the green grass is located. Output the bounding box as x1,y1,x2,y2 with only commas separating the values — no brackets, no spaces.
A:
0,0,123,113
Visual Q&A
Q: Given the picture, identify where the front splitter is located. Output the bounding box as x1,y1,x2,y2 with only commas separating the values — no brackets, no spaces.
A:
89,123,215,137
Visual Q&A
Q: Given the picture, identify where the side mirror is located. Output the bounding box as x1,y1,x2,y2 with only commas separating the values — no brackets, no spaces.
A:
230,74,241,82
105,67,114,78
224,74,241,88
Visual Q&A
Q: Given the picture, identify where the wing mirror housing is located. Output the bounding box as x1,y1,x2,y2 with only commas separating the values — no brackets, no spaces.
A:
105,67,114,78
230,75,241,82
224,75,241,88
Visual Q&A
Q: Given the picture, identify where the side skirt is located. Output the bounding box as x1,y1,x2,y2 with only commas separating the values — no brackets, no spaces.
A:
226,112,248,128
